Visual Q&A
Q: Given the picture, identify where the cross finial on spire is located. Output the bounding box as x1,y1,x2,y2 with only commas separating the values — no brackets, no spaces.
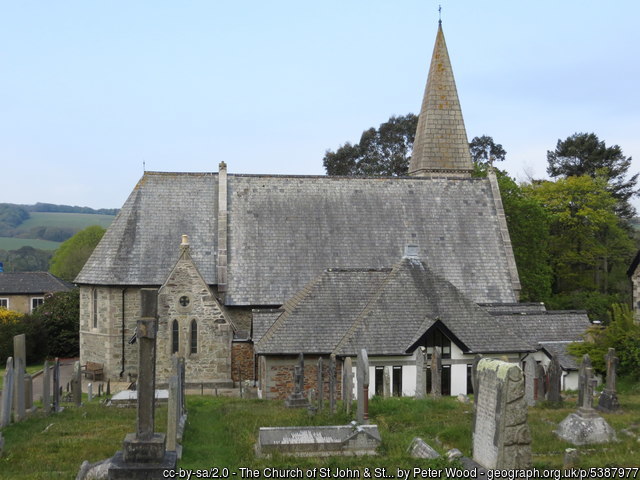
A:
438,4,442,25
143,160,146,172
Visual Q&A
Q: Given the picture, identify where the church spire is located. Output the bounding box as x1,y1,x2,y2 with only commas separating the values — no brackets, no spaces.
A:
409,22,473,177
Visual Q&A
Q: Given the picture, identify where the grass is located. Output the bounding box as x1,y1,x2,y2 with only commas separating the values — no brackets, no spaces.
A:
1,393,639,478
16,212,114,232
0,237,61,251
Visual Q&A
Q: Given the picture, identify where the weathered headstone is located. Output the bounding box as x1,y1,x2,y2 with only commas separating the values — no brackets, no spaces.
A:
108,288,176,479
556,365,616,445
547,356,562,405
285,354,309,408
408,437,440,459
343,356,353,414
24,374,33,412
258,355,267,398
316,357,323,412
523,358,536,407
53,358,61,413
356,349,369,424
535,363,546,401
1,357,14,427
383,366,391,397
106,378,111,396
430,346,442,398
598,348,620,412
472,359,531,469
71,361,82,406
43,360,51,414
577,354,592,407
87,382,93,402
329,354,336,414
415,349,425,399
13,357,25,421
471,354,483,396
166,375,181,457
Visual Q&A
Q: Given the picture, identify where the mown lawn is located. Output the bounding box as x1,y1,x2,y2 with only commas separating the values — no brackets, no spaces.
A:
0,392,639,479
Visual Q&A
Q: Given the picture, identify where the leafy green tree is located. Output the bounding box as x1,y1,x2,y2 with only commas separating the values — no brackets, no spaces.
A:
547,133,638,218
568,303,640,378
0,246,52,272
469,135,506,165
32,289,79,358
323,114,418,176
527,175,635,297
49,225,105,281
473,165,552,301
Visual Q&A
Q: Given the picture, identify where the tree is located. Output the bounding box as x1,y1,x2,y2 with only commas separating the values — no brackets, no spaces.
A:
469,135,506,165
473,165,552,302
527,175,635,298
323,114,418,176
32,289,80,358
49,225,105,281
547,133,638,218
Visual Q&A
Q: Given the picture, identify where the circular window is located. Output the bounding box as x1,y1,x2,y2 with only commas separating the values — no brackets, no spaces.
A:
179,296,190,307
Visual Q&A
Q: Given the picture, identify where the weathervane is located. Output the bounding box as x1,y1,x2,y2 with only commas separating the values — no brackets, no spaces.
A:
438,4,442,25
143,160,146,172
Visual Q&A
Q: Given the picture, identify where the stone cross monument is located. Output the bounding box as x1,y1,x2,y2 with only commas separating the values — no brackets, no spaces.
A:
108,288,176,479
598,348,620,412
430,347,442,398
285,353,309,408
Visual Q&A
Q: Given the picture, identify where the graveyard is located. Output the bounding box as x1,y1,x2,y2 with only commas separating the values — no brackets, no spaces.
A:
0,380,639,478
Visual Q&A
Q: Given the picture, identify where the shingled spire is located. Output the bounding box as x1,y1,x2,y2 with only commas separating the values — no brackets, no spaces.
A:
409,22,473,177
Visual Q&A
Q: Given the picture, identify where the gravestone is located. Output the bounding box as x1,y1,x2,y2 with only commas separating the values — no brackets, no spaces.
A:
547,356,562,405
415,350,426,399
472,359,531,469
43,360,51,414
166,375,181,458
523,358,536,407
535,363,546,401
285,354,310,408
24,374,33,412
316,357,323,412
471,354,483,396
1,357,14,427
71,361,82,406
431,347,442,398
343,357,353,414
383,366,391,397
356,349,369,424
408,437,440,459
556,366,616,445
577,354,592,407
108,288,176,479
329,354,336,413
598,348,620,412
258,355,267,398
53,358,61,413
88,383,93,402
13,357,25,422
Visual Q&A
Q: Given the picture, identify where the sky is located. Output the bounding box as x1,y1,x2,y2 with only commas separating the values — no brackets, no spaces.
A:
1,1,639,210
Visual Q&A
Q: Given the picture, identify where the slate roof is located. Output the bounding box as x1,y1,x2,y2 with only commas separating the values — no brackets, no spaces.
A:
480,303,547,314
77,172,518,307
0,272,74,295
256,258,530,356
539,342,580,370
492,311,590,348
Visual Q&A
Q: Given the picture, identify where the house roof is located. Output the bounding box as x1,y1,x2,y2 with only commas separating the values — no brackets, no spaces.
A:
480,303,547,314
492,310,590,348
76,172,518,307
255,257,530,356
539,342,580,370
0,272,74,295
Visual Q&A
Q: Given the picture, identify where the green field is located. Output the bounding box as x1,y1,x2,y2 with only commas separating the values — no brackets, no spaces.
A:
17,212,114,231
0,237,61,251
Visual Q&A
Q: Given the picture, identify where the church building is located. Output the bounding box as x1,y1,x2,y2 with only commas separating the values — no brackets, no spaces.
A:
76,22,589,397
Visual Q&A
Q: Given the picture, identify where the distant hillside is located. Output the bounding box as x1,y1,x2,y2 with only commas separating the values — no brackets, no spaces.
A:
0,203,116,255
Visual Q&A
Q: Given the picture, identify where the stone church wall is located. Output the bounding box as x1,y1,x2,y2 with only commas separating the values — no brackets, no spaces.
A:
231,341,255,382
263,355,342,400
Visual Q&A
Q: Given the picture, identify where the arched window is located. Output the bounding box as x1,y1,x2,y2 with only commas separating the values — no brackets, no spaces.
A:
172,320,179,354
92,288,98,328
190,319,198,354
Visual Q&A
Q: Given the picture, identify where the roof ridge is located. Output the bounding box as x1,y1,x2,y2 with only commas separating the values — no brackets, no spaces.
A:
255,272,326,349
331,265,400,354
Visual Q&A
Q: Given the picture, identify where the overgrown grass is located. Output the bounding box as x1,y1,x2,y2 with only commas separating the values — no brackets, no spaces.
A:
1,393,639,478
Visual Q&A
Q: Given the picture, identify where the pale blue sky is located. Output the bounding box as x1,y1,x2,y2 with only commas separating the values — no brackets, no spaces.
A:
2,1,639,209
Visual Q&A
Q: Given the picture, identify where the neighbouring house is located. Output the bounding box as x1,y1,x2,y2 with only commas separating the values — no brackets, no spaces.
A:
0,271,74,315
75,21,591,392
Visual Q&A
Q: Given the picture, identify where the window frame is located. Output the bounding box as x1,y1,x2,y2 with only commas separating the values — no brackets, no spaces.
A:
0,298,8,309
190,319,198,354
30,296,44,313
